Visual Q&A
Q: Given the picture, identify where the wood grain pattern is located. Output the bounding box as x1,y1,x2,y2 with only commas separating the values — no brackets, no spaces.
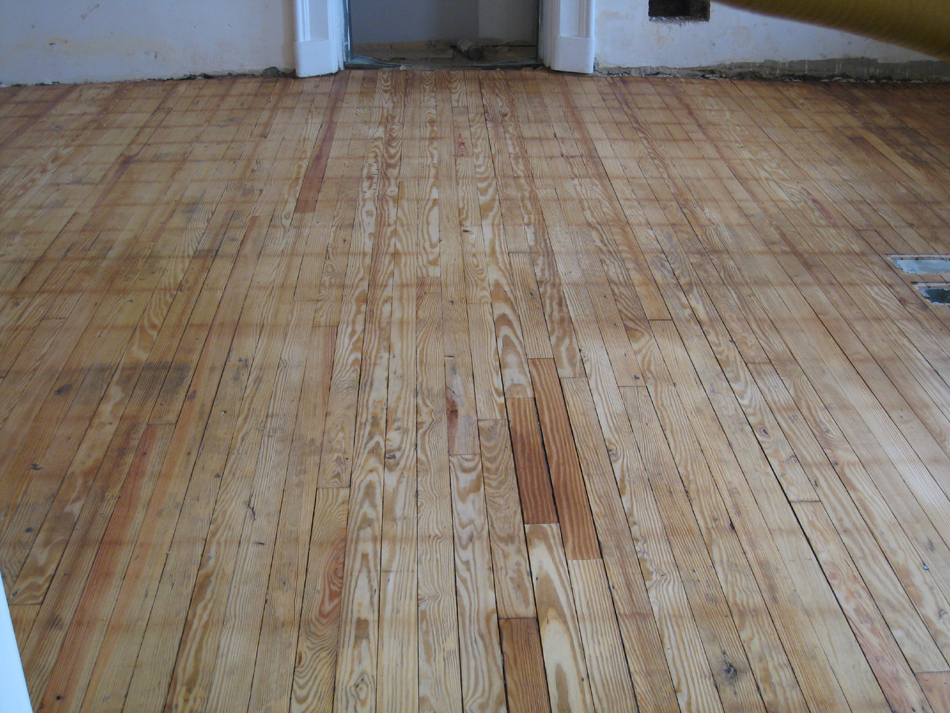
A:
567,559,639,713
526,524,596,713
415,73,463,713
478,419,535,619
565,379,725,713
920,672,950,713
499,618,551,713
506,396,558,525
292,488,350,713
528,359,599,560
450,454,507,713
3,72,950,713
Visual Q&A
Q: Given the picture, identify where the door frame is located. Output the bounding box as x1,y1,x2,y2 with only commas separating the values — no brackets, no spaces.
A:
293,0,594,75
294,0,347,76
539,0,595,73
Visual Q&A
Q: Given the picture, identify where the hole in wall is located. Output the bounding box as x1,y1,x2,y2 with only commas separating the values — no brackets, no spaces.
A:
648,0,710,21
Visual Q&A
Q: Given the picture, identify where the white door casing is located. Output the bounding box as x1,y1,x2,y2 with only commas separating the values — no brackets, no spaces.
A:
1,568,32,713
294,0,346,76
293,0,594,76
539,0,595,73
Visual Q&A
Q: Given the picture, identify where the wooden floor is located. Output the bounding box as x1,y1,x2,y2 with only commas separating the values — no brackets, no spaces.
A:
3,69,950,713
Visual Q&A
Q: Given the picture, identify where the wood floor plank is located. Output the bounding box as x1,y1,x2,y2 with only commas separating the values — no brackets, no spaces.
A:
291,488,350,713
652,319,849,712
78,215,267,713
621,385,769,713
794,500,933,712
724,227,950,602
467,300,507,421
332,113,398,710
161,219,303,713
528,358,599,560
415,75,463,713
451,454,507,713
567,559,640,713
508,251,554,361
9,603,39,651
564,379,726,713
4,71,950,713
37,424,174,712
247,314,328,713
376,164,420,713
526,523,596,713
636,328,810,713
318,72,398,489
920,672,950,713
206,296,312,713
749,361,950,669
445,354,479,456
498,618,551,713
505,396,558,525
478,419,534,619
416,276,464,713
646,242,910,706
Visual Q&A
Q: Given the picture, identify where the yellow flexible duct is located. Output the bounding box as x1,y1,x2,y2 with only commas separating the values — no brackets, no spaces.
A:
716,0,950,61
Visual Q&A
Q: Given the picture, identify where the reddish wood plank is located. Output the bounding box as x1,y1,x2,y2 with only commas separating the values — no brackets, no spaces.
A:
499,618,552,713
528,359,599,560
506,397,558,525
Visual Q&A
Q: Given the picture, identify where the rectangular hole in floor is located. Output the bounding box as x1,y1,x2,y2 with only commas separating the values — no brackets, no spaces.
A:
917,283,950,305
889,255,950,274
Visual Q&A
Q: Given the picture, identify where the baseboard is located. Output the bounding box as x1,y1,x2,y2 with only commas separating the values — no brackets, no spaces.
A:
597,57,950,80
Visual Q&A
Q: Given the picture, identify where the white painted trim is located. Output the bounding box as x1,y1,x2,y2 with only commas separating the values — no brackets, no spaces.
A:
294,0,346,76
540,0,596,73
1,576,32,713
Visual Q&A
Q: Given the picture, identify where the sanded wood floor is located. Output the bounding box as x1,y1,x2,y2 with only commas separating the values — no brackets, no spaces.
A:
3,69,950,712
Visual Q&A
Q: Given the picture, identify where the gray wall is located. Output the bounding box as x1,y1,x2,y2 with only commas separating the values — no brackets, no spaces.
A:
350,0,479,44
350,0,536,45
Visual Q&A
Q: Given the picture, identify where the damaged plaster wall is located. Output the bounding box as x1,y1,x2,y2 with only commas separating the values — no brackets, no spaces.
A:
596,0,950,79
0,0,294,85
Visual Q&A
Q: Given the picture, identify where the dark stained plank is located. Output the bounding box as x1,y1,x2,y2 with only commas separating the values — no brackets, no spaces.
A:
528,358,599,560
499,618,552,713
506,396,558,525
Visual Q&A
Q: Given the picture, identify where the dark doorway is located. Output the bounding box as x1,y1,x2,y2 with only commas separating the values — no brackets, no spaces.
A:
347,0,539,68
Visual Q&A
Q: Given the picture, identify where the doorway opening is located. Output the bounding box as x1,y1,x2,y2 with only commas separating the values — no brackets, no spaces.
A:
346,0,540,68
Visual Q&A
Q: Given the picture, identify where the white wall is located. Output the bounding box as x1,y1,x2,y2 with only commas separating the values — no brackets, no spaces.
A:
0,0,294,85
596,0,935,73
2,0,944,84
